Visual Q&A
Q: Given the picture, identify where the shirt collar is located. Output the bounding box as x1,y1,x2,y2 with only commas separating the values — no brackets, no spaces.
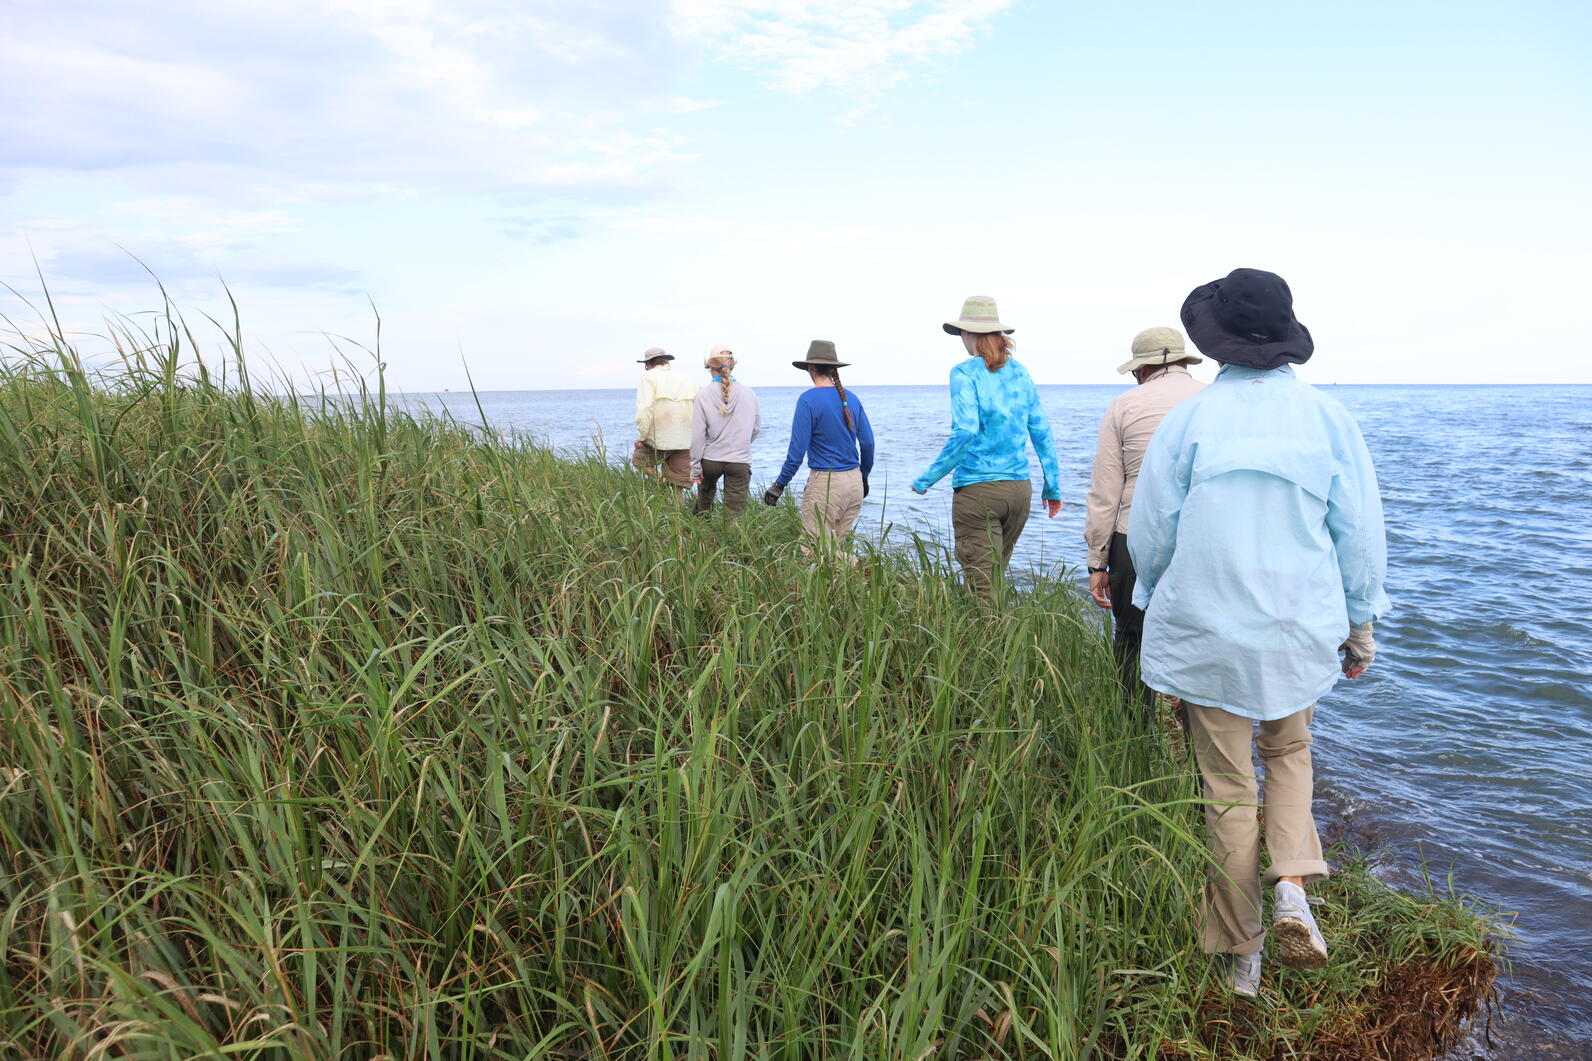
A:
1215,363,1297,381
1142,363,1192,384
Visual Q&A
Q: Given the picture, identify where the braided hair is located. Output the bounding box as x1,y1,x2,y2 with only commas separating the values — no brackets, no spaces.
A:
813,365,855,433
707,353,736,414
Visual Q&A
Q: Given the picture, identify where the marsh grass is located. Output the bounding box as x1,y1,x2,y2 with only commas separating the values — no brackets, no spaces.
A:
0,302,1495,1059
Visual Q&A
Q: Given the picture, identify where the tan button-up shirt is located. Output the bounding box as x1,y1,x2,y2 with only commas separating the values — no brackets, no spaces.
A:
1084,364,1205,569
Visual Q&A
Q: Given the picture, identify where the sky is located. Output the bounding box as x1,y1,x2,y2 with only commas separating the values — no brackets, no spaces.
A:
3,0,1589,390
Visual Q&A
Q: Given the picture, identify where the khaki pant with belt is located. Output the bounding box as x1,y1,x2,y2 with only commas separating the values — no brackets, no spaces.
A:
951,479,1031,599
1186,702,1330,955
800,469,863,546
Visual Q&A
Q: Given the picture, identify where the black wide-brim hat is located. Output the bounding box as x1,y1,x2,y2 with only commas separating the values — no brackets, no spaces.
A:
792,338,850,370
1180,268,1313,370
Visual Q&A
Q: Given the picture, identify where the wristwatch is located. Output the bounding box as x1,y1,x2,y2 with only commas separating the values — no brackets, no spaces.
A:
1088,566,1106,574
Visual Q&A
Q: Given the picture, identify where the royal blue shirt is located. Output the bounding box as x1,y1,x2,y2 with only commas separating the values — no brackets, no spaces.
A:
775,387,875,486
912,357,1062,500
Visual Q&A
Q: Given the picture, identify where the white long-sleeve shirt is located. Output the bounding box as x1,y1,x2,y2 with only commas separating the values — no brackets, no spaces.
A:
634,364,697,450
690,381,760,479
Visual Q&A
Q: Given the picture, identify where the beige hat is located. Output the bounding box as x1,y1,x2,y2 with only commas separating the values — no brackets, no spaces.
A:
637,346,673,364
944,295,1014,335
1117,326,1202,374
704,345,734,368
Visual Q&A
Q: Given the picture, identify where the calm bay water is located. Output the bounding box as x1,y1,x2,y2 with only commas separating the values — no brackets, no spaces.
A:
405,382,1592,1054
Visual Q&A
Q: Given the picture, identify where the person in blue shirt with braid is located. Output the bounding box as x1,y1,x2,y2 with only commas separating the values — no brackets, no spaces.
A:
763,340,875,550
912,296,1063,598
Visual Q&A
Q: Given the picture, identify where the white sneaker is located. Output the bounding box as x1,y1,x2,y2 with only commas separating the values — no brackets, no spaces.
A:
1222,951,1262,997
1272,881,1329,969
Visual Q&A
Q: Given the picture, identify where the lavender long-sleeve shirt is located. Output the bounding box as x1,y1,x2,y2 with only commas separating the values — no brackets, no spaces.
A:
690,381,761,480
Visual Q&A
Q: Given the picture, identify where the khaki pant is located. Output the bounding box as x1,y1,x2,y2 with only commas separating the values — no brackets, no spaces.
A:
800,469,864,545
695,459,751,515
951,479,1031,598
633,441,691,487
1186,703,1330,955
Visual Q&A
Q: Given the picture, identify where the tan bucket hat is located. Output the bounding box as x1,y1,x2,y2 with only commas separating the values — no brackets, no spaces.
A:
637,346,673,364
1117,326,1202,374
943,295,1014,335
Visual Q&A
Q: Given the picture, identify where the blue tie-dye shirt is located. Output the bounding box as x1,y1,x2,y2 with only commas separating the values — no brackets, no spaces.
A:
912,357,1061,499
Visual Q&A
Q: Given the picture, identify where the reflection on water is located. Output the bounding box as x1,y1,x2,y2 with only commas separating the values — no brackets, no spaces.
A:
405,382,1592,1053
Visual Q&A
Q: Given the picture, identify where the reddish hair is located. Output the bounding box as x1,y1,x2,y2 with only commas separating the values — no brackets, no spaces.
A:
973,331,1013,371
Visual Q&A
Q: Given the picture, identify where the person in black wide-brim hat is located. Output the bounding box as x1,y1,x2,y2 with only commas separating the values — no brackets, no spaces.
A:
763,340,876,552
1178,267,1314,370
1127,267,1389,999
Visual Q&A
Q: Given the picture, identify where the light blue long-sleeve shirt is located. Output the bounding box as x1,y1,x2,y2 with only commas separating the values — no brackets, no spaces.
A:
1128,364,1390,720
912,357,1061,499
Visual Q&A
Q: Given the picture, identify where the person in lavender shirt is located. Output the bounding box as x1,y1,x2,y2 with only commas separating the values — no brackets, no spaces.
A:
912,296,1063,599
689,346,760,515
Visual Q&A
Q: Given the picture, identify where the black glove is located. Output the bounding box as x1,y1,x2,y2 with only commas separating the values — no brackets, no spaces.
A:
862,476,870,499
763,482,785,506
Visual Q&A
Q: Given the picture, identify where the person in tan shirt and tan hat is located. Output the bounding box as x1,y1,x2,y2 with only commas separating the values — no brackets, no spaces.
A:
1084,326,1204,710
633,346,697,498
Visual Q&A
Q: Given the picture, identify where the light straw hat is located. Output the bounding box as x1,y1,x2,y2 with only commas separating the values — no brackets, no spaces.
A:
1116,326,1202,374
943,295,1014,335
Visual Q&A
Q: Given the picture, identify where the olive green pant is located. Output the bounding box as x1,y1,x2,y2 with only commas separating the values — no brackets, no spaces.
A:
695,459,751,514
1186,703,1330,955
951,479,1031,598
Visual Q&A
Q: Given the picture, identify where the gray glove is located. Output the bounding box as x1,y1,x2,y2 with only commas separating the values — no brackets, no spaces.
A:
1339,623,1376,676
762,482,785,507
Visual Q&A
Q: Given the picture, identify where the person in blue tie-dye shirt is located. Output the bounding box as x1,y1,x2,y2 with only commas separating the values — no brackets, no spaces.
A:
912,296,1063,598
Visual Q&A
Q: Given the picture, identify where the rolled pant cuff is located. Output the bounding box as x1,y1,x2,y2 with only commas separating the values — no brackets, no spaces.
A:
1208,929,1266,957
1263,859,1330,886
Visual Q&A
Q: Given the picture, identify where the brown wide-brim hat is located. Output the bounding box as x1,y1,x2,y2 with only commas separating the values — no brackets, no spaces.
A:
792,338,850,370
943,295,1014,335
636,345,673,364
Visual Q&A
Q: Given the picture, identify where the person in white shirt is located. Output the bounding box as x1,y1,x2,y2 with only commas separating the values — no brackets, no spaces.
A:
633,347,697,498
690,347,761,515
1083,327,1205,711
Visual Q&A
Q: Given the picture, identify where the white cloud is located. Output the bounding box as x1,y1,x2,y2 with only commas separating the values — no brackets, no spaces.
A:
0,0,697,294
0,1,694,196
674,0,1019,108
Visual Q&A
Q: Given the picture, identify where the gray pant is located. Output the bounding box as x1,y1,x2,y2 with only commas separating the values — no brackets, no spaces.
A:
695,459,751,514
951,479,1031,599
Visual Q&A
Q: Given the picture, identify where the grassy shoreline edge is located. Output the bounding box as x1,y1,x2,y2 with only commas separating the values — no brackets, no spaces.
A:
0,313,1499,1059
